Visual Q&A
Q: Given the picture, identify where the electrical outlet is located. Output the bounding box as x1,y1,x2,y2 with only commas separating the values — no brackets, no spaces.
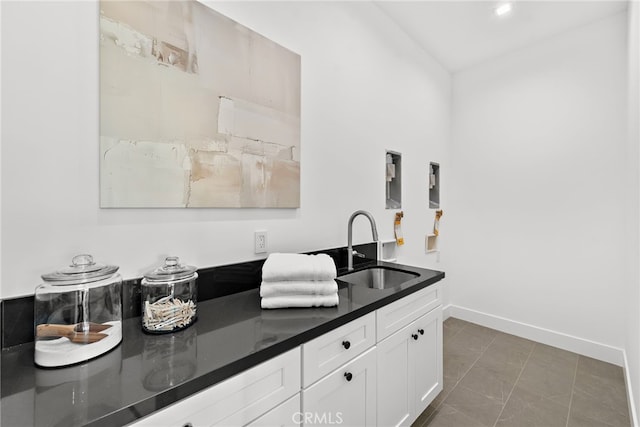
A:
255,230,267,254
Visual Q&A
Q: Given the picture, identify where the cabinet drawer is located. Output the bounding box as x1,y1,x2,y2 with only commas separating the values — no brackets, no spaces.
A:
129,347,301,427
302,347,377,427
376,283,441,341
302,312,375,388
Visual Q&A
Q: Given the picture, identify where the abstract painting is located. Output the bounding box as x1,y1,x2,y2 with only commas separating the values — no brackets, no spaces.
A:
99,1,301,207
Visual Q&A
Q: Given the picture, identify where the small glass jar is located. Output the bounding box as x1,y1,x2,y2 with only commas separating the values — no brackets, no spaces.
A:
141,256,198,334
35,254,122,368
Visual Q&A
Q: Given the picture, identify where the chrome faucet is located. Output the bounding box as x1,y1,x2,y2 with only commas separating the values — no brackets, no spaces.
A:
347,210,379,271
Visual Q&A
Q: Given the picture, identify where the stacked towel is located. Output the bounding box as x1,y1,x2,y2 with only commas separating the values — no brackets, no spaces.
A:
260,253,339,309
262,253,337,282
260,280,337,298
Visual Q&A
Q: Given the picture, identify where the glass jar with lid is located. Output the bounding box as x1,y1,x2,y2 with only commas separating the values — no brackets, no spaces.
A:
35,254,122,368
141,256,198,334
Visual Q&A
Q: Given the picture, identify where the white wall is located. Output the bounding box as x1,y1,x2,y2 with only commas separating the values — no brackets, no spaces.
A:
449,13,628,357
0,1,451,298
626,0,640,420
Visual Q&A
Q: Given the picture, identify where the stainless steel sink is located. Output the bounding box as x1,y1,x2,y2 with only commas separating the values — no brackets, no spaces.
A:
338,266,419,290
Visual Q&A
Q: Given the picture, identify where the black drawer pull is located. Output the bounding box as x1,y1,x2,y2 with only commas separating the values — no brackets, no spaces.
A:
342,340,351,350
344,372,353,382
418,329,424,335
412,333,419,340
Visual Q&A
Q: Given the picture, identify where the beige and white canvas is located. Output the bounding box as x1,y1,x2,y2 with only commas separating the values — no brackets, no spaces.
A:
99,0,301,208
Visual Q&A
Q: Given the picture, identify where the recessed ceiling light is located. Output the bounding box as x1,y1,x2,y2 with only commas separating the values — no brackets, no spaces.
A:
494,2,513,17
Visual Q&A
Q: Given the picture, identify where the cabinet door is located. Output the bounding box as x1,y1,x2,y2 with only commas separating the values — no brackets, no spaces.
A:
302,347,376,427
245,394,301,427
413,307,443,417
377,322,414,427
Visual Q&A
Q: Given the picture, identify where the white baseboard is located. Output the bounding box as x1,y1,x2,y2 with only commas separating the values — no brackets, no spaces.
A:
623,350,639,427
446,304,625,366
443,304,453,320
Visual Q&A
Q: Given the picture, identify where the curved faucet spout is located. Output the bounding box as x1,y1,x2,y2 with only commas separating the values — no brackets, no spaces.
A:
347,210,379,271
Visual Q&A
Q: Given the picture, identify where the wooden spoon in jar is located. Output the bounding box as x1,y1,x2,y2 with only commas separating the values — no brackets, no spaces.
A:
36,323,109,344
70,322,112,333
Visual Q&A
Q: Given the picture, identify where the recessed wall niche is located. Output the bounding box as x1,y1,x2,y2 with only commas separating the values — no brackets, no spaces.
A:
429,162,440,209
386,151,402,209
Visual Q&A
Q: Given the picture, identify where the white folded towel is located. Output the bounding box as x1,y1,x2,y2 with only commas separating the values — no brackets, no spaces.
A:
262,253,337,282
260,280,338,298
261,294,339,309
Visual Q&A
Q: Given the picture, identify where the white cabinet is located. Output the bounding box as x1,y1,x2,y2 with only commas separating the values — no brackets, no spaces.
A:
246,394,301,427
377,322,414,427
377,307,442,427
302,312,376,388
413,308,443,417
302,347,377,427
128,348,300,427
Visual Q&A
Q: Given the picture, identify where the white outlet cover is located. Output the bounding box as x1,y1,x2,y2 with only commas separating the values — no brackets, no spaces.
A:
255,231,267,254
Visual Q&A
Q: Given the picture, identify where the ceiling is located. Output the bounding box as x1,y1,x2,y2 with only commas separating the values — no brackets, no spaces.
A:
376,1,628,72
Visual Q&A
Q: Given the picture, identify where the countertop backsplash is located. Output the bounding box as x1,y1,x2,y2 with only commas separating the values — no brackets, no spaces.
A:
0,242,378,349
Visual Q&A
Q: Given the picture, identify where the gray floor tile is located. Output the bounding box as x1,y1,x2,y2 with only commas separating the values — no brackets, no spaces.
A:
495,385,568,427
473,340,531,384
462,322,499,343
445,337,481,361
529,343,579,365
457,364,515,406
423,404,485,427
443,384,504,427
490,332,536,354
577,355,625,382
516,354,576,407
412,403,437,427
568,412,620,427
431,382,454,410
443,346,481,386
443,317,468,341
445,323,497,355
436,355,470,409
573,361,628,417
444,317,471,328
570,387,630,427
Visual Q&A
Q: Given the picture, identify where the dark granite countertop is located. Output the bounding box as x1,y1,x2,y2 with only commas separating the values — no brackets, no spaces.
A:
1,261,444,427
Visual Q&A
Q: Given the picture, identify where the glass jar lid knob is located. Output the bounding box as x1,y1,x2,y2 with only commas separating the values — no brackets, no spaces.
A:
165,256,179,267
143,256,197,282
73,254,94,267
60,254,104,274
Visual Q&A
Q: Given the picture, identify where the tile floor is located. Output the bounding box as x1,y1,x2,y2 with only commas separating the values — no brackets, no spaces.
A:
412,317,631,427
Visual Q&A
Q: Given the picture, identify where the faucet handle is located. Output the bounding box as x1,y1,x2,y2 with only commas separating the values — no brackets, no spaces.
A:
352,250,365,258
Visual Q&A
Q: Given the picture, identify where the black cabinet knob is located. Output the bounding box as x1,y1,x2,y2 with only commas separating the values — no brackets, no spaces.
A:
342,340,351,350
183,423,193,427
412,333,419,340
344,372,353,382
418,329,424,335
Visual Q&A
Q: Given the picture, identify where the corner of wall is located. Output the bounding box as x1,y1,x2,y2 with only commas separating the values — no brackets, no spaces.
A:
626,0,640,423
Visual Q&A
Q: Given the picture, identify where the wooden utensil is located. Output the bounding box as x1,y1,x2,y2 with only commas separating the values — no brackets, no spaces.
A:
36,323,109,344
70,322,112,333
